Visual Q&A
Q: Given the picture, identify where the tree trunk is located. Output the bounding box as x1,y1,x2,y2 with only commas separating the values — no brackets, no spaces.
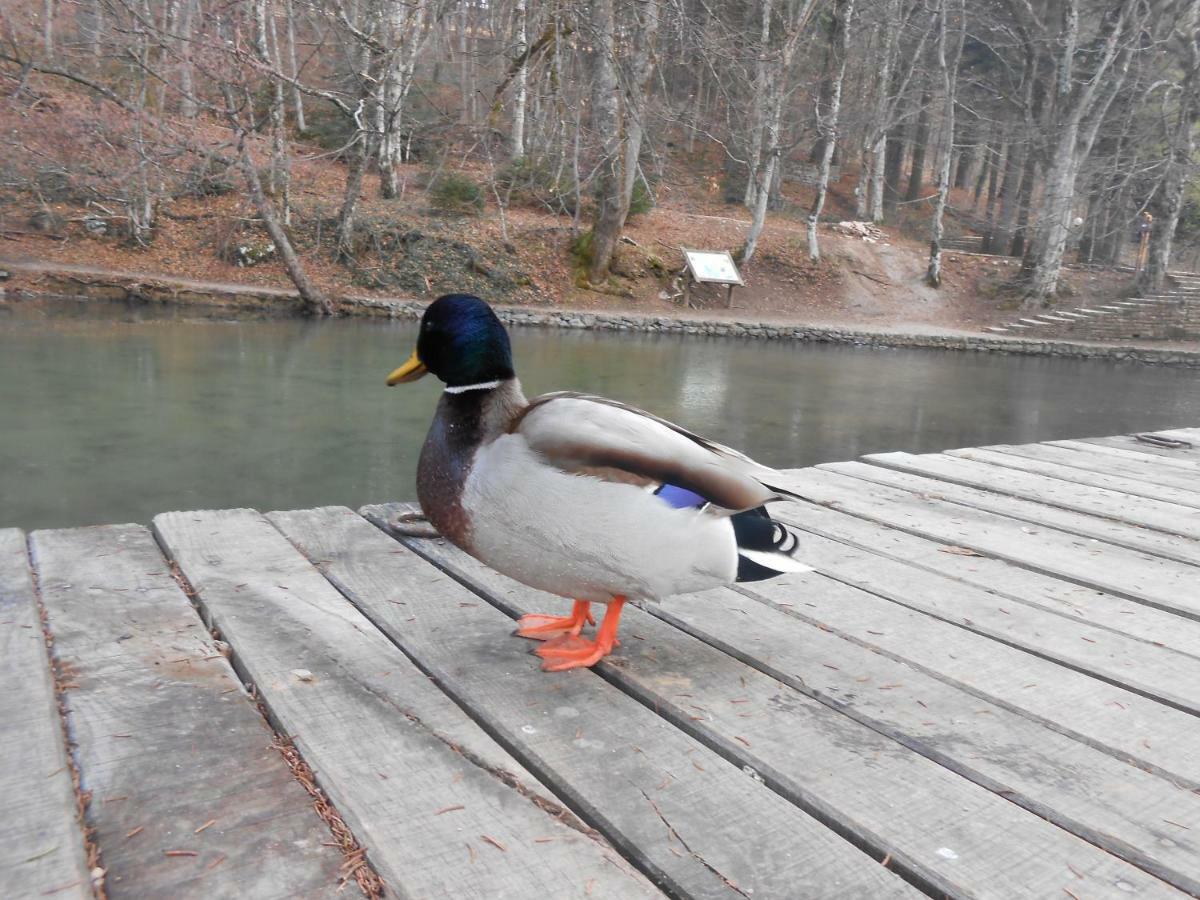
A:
380,0,432,198
858,2,900,220
511,0,528,158
1141,22,1199,292
882,127,905,217
284,0,306,132
953,127,973,189
808,0,854,261
177,0,197,118
904,90,931,201
240,137,332,316
587,0,622,284
618,0,660,228
742,0,822,263
1021,0,1145,304
336,138,370,261
926,0,964,286
1010,144,1037,257
989,139,1023,254
744,0,776,210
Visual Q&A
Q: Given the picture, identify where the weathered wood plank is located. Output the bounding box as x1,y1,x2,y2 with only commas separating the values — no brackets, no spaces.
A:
772,492,1200,657
854,454,1200,554
1004,442,1200,492
772,493,1200,658
775,466,1200,620
359,502,1186,899
1149,428,1200,445
0,529,91,900
1050,439,1199,472
648,584,1200,894
29,524,343,899
739,562,1200,789
766,517,1200,715
949,447,1200,510
1081,435,1200,464
154,508,660,900
289,505,918,900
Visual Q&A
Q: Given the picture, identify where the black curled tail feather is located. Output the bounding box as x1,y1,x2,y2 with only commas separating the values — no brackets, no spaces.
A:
730,506,809,582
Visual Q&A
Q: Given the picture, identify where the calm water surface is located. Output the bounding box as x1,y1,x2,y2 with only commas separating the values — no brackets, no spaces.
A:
2,302,1198,529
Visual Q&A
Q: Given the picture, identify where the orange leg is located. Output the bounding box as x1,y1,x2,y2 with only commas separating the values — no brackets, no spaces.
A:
514,599,595,641
535,596,626,672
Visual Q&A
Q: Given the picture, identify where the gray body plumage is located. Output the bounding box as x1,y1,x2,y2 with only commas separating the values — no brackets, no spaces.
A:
416,379,810,606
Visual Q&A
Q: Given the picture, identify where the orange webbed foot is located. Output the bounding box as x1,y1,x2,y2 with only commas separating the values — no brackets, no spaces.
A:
536,636,610,671
534,597,626,672
514,600,594,641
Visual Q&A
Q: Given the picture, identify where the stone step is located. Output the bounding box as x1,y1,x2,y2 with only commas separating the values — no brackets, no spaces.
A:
984,326,1010,334
1017,318,1048,326
1034,315,1075,323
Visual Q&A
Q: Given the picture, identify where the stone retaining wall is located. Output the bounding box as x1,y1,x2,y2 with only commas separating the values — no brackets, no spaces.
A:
5,267,1200,368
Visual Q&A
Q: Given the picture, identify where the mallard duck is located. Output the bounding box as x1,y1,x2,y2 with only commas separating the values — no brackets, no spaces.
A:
388,294,811,671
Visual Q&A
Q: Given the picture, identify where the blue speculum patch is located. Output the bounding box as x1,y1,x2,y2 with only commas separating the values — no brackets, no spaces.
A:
654,483,707,509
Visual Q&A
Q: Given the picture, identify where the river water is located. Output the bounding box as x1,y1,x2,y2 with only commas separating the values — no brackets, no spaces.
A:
2,303,1197,529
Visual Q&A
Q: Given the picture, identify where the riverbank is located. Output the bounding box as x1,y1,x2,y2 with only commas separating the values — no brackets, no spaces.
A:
4,257,1200,368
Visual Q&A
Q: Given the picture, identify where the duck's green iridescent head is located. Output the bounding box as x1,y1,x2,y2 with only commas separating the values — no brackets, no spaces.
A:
387,294,515,389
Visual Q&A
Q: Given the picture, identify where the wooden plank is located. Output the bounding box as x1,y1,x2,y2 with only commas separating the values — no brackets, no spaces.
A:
768,489,1200,659
285,505,918,900
29,524,344,899
739,562,1200,790
987,442,1200,494
648,583,1200,895
153,508,661,900
0,529,91,900
1149,428,1200,445
1081,435,1200,464
949,447,1200,511
1050,439,1199,472
855,453,1200,553
356,502,1185,899
774,466,1200,621
767,516,1200,715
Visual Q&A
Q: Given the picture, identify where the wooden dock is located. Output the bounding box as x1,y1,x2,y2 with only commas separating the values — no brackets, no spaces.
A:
4,427,1200,899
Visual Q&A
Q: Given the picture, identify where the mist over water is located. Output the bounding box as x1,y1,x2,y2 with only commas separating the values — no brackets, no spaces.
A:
2,303,1198,529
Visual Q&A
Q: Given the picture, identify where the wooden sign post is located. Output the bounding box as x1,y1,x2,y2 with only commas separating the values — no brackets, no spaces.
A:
681,248,744,308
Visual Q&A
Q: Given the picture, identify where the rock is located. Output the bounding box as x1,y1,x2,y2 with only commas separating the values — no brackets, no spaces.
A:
82,214,109,236
0,270,9,281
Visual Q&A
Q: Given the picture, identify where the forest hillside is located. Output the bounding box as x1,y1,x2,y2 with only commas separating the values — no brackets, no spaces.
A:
0,0,1196,326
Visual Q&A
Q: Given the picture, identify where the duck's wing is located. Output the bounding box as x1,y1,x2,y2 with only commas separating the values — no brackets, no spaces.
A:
511,391,794,512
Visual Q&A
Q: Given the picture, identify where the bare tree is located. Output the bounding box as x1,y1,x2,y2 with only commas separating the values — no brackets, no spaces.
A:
926,0,965,286
740,0,822,265
1141,11,1200,291
807,0,855,260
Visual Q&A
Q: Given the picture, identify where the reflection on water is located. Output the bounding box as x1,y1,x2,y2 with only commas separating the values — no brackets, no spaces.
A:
1,301,1197,529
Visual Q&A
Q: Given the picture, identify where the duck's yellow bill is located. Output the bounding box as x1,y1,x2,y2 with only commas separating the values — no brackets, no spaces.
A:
386,350,428,385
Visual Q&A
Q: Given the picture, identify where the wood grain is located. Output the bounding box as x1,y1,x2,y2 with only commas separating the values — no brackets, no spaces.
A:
155,508,659,900
652,583,1200,895
30,523,343,899
361,502,1186,899
996,442,1200,492
296,503,922,900
764,490,1200,658
0,528,91,900
856,453,1200,549
949,447,1200,510
773,466,1200,620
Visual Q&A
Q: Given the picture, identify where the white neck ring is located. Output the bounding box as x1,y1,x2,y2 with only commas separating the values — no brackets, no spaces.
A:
444,380,502,394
